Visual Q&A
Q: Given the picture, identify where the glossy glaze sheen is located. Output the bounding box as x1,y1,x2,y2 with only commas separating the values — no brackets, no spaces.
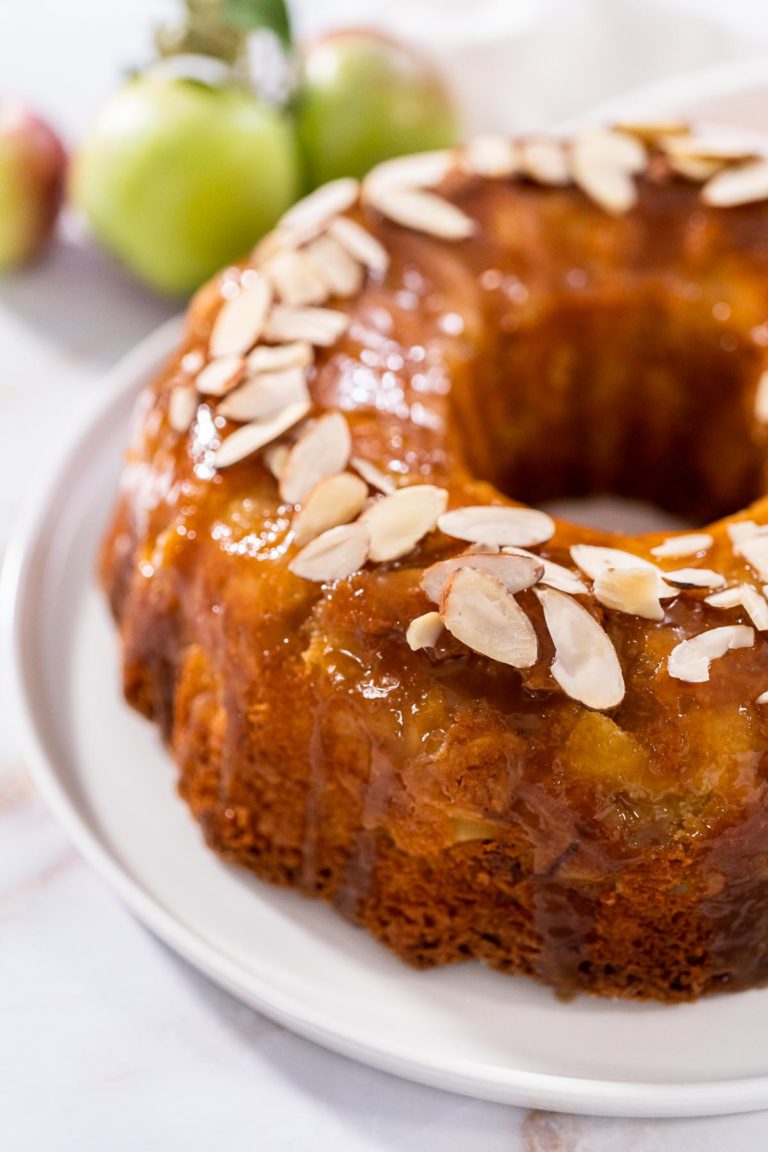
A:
102,162,768,1001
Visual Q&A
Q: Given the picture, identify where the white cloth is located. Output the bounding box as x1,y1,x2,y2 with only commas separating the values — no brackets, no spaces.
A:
3,2,768,1149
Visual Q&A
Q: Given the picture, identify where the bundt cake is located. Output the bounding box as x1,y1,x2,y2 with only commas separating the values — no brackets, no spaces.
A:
102,124,768,1002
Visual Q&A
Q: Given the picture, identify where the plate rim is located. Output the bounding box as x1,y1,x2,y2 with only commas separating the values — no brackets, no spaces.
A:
7,295,768,1118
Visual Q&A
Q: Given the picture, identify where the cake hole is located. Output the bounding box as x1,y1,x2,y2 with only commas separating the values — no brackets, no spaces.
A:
458,296,767,528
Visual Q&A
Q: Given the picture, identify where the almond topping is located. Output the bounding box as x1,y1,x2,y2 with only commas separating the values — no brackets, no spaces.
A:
278,177,360,236
217,366,310,423
650,533,713,559
438,505,555,548
702,159,768,208
350,455,396,494
520,139,571,186
707,584,768,630
247,341,313,374
363,150,455,196
571,130,645,215
570,544,657,580
328,216,390,275
663,567,725,589
209,275,272,357
263,248,330,308
214,400,311,469
195,355,244,397
756,690,768,704
502,547,588,594
289,522,370,583
727,520,763,545
754,370,768,423
535,588,625,709
664,131,759,163
264,441,290,480
168,384,197,433
292,472,368,547
669,155,723,182
734,533,768,580
593,567,666,621
264,305,350,347
668,625,754,683
361,485,449,562
280,411,352,505
462,135,518,178
441,568,538,669
614,120,689,142
303,234,365,299
406,611,443,651
420,551,543,605
368,188,476,241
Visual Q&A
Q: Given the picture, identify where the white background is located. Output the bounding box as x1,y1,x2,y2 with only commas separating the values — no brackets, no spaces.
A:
4,1,768,1148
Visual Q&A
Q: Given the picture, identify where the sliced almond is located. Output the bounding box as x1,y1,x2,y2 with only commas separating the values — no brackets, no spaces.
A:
438,505,555,548
535,587,625,709
420,551,543,604
502,547,588,595
278,177,360,236
668,625,754,683
361,484,449,562
181,349,205,374
593,567,666,621
520,138,571,186
705,586,744,610
462,135,518,178
441,568,538,669
209,275,272,358
262,248,330,307
214,400,311,469
291,471,368,547
328,217,390,275
702,159,768,208
218,366,310,423
280,411,352,504
303,234,364,299
571,130,644,215
368,188,476,241
363,150,455,196
570,544,657,580
195,355,244,397
756,690,768,704
264,441,290,480
264,305,350,347
289,521,370,583
754,370,768,424
168,384,197,433
614,120,689,143
668,155,723,182
734,533,768,580
406,611,443,651
247,341,313,374
650,533,713,559
664,131,759,163
728,520,763,546
350,455,396,494
663,567,725,589
739,584,768,631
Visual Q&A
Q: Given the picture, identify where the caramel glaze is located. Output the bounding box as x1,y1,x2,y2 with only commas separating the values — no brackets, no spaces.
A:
102,166,768,1001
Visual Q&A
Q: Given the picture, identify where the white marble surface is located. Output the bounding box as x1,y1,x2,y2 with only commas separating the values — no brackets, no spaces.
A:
5,1,768,1148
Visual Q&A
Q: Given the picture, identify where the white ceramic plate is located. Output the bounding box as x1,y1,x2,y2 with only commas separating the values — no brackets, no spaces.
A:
6,321,768,1122
11,59,768,1117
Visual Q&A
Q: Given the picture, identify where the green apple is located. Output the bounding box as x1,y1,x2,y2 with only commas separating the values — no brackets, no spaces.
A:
295,30,459,186
72,73,301,295
0,103,66,270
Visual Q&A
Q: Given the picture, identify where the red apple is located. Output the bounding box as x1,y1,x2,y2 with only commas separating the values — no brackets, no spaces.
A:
0,103,66,270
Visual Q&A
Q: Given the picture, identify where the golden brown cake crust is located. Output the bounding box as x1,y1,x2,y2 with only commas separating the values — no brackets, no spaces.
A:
102,128,768,1001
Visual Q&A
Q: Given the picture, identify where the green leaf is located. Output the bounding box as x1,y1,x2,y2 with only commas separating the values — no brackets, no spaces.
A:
223,0,292,47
